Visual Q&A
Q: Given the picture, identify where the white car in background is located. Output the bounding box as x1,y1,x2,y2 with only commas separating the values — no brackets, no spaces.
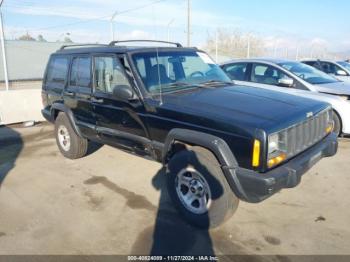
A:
302,59,350,83
220,59,350,136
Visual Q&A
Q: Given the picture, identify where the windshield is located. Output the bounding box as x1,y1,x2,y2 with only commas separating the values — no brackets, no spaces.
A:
338,61,350,71
132,50,231,93
278,61,339,85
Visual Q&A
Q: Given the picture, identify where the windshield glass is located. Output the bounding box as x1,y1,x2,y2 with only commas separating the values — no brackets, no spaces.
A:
278,61,339,85
338,61,350,71
132,50,231,93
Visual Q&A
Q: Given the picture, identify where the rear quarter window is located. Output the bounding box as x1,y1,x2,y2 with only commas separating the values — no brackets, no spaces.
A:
45,56,69,88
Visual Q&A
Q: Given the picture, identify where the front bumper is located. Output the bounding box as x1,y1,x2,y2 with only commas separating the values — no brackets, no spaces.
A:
224,133,338,203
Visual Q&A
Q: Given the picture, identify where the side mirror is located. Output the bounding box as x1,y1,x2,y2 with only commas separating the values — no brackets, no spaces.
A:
113,85,135,101
278,78,294,87
336,70,347,76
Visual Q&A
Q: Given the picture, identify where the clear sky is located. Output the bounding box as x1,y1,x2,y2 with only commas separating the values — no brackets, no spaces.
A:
2,0,349,52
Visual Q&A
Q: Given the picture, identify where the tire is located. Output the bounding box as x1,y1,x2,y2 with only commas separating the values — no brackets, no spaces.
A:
166,146,239,228
55,112,88,159
333,110,342,137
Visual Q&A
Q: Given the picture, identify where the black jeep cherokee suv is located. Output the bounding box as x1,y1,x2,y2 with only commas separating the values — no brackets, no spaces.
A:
42,40,338,228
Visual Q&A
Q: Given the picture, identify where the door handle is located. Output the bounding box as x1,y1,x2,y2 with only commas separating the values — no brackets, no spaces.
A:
65,91,75,97
91,97,104,104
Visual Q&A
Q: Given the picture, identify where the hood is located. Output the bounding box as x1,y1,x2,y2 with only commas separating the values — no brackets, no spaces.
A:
313,81,350,95
158,85,329,134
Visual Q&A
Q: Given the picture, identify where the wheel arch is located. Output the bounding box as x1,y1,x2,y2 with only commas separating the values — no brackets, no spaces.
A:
162,128,238,168
332,108,343,135
162,128,249,201
51,103,84,138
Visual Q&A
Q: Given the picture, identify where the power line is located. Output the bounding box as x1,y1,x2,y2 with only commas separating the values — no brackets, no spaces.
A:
4,0,168,34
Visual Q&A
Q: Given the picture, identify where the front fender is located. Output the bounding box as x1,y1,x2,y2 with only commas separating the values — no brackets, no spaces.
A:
163,128,250,200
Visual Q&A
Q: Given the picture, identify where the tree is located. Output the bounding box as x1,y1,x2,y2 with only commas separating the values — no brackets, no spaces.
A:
17,32,36,41
204,28,265,59
37,34,47,42
63,36,73,43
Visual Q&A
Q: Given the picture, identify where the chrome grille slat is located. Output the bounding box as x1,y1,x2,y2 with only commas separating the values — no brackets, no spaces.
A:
283,109,329,159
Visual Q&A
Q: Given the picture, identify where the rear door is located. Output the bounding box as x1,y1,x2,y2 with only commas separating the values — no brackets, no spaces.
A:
64,55,96,138
43,55,70,105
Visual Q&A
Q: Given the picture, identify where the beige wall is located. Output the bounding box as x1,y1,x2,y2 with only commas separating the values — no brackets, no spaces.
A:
0,89,45,125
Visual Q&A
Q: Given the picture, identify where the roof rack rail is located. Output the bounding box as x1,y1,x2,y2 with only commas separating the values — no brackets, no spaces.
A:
109,40,183,48
59,44,108,50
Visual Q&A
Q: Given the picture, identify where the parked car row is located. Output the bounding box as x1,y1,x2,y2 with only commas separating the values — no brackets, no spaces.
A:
221,59,350,136
41,40,338,228
302,59,350,83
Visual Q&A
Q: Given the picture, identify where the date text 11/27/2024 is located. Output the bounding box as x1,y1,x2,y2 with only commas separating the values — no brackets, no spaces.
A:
127,256,219,261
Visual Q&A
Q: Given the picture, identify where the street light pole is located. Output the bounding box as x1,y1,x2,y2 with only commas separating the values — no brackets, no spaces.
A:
110,11,118,42
167,18,175,44
0,0,9,91
187,0,191,47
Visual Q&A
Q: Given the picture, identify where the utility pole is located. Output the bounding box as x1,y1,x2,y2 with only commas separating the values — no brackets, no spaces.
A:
215,30,218,62
0,0,9,91
296,44,300,60
246,34,250,58
187,0,191,47
110,11,118,42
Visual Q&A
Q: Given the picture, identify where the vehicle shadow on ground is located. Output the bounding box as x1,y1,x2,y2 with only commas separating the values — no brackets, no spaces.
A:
132,149,224,256
0,126,23,188
86,141,104,156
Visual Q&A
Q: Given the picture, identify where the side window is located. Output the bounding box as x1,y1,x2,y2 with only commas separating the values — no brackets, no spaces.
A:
135,58,146,79
70,57,91,88
222,63,248,81
46,56,69,88
328,62,346,75
94,56,130,93
304,61,322,71
251,64,289,86
304,61,316,66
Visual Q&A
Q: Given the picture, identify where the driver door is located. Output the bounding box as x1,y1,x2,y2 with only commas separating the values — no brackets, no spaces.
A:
92,54,148,150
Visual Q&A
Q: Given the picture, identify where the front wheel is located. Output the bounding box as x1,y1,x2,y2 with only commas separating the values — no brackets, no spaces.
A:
166,146,239,228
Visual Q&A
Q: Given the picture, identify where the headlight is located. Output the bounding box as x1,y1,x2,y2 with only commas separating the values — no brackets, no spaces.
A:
267,132,287,168
268,133,279,154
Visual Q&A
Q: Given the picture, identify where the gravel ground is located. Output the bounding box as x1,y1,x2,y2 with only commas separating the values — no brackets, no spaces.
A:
0,123,349,258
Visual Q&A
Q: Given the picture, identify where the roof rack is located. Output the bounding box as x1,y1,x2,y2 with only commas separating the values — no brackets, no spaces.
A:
109,40,183,48
59,44,108,50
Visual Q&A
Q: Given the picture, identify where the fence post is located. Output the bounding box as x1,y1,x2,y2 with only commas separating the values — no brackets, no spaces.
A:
0,7,9,91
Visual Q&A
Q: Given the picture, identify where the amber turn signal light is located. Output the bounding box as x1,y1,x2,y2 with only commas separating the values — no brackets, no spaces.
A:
268,153,287,168
252,140,260,167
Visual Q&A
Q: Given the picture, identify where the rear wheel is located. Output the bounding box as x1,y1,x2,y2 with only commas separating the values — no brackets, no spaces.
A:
166,146,239,228
55,112,88,159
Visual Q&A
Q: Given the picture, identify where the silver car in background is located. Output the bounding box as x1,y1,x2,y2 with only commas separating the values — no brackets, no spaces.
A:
220,59,350,136
302,59,350,83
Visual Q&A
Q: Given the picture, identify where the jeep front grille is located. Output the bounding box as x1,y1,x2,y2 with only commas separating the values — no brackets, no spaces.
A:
284,109,330,158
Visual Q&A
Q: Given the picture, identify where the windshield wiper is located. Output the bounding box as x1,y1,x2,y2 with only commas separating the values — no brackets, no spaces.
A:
198,80,233,87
